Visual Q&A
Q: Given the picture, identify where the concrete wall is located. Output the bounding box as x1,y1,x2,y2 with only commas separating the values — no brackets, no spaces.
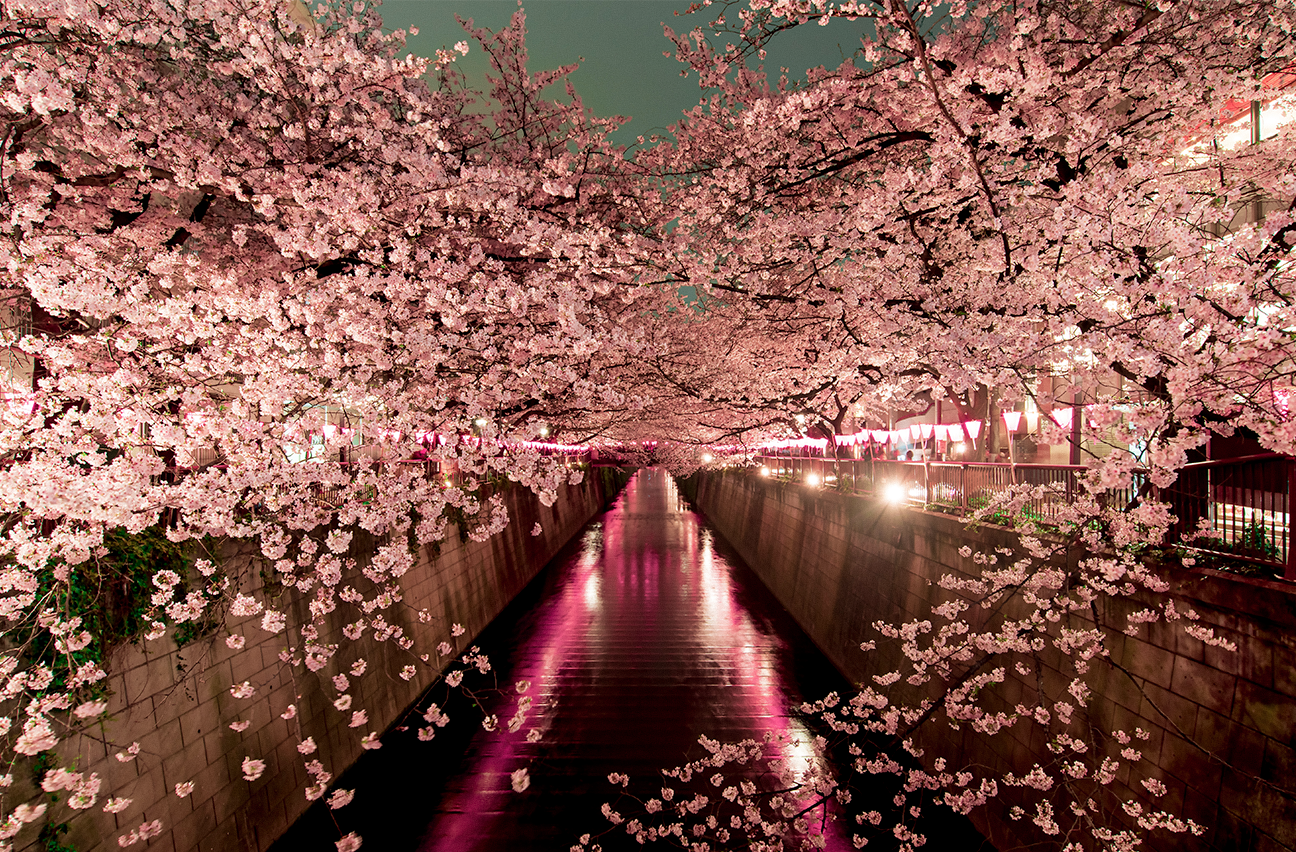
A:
688,470,1296,852
28,472,620,852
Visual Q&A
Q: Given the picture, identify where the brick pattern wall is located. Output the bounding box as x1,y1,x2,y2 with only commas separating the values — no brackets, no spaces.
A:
23,474,615,852
690,471,1296,852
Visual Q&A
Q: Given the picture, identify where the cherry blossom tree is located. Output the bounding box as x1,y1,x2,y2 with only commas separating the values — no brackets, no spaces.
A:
0,1,655,847
1,0,1294,847
587,0,1296,849
638,0,1296,458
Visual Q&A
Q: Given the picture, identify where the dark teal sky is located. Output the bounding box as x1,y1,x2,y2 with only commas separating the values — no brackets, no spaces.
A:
377,0,867,147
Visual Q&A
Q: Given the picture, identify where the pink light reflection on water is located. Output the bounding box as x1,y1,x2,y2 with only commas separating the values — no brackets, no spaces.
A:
417,469,849,851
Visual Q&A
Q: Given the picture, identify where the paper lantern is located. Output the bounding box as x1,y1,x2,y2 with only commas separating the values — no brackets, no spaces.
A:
933,424,948,441
963,420,981,441
1002,410,1022,431
1051,407,1073,430
909,424,922,440
919,423,934,439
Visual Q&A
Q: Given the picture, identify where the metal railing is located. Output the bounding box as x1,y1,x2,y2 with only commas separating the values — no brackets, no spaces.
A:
753,453,1295,581
1158,454,1291,577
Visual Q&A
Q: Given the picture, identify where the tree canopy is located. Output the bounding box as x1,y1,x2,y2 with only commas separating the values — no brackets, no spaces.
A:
1,0,1293,848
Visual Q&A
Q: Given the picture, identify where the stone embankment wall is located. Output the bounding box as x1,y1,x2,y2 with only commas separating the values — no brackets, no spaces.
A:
686,470,1296,852
36,471,623,852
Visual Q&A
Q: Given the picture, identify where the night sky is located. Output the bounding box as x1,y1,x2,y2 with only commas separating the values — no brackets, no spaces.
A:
376,0,867,148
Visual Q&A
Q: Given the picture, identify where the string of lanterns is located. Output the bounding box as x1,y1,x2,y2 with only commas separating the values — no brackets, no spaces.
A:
758,408,1078,454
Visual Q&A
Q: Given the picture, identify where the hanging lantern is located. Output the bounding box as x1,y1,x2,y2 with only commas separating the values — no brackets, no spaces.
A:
933,424,948,441
909,424,922,440
963,420,981,443
1002,410,1023,431
1051,408,1073,430
919,423,934,440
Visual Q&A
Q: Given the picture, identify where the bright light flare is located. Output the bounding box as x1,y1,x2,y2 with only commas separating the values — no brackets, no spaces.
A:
805,473,821,487
884,482,906,503
701,453,714,463
759,466,770,477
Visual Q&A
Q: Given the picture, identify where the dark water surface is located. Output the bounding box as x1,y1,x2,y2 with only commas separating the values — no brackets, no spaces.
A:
276,469,981,851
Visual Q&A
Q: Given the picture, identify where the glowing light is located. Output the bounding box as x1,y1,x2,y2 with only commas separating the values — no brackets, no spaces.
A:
701,453,713,463
884,482,906,503
954,442,966,454
583,573,601,610
759,466,770,477
1002,410,1022,431
474,418,487,427
805,473,821,487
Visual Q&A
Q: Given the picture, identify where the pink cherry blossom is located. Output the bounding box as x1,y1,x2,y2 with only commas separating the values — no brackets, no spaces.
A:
241,758,267,782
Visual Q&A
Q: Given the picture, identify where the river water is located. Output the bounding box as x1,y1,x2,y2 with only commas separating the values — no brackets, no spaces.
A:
275,469,984,851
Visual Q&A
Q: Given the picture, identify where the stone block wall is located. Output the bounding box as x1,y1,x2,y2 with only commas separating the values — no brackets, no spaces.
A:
22,472,619,852
688,470,1296,852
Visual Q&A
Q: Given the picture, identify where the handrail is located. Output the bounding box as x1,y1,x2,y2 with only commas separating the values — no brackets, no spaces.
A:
752,453,1294,582
1178,452,1287,469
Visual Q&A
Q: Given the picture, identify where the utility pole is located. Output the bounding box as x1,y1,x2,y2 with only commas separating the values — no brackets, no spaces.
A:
1069,391,1082,466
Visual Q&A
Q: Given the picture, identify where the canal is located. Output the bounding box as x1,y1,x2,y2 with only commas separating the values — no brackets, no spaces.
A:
274,469,984,851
